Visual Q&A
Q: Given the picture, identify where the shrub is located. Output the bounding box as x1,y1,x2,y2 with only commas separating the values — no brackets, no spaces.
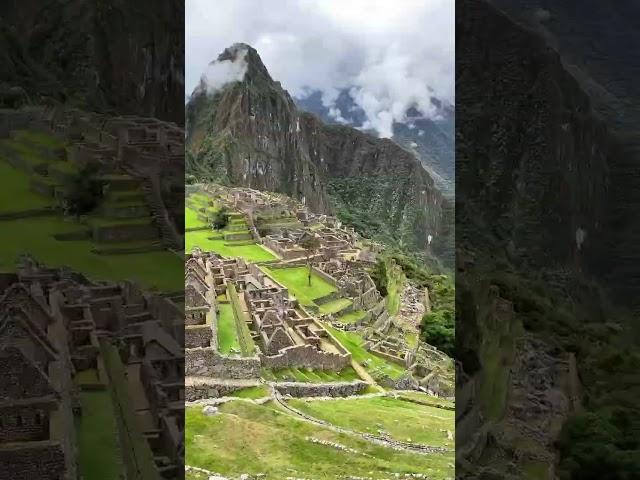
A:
420,309,454,356
61,162,104,216
211,207,230,230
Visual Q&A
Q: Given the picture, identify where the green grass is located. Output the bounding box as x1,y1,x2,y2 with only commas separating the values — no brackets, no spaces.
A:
262,366,361,383
336,310,367,324
398,391,455,409
0,161,54,212
13,129,66,149
186,401,454,479
262,266,337,307
101,341,160,480
326,326,406,380
75,391,123,480
185,228,276,261
288,396,454,447
0,151,181,292
0,216,183,291
217,303,240,354
318,298,352,315
185,206,210,229
231,385,270,399
386,261,405,315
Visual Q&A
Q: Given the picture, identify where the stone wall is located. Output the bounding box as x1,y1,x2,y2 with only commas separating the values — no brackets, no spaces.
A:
274,380,368,397
185,382,260,401
185,347,261,379
260,344,350,371
0,443,66,480
184,325,212,349
92,223,159,243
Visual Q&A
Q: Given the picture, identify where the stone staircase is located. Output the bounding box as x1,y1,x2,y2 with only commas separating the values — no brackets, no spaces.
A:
141,176,183,252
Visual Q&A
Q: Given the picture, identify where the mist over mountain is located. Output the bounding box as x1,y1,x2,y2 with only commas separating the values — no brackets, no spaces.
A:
295,89,454,195
186,43,453,263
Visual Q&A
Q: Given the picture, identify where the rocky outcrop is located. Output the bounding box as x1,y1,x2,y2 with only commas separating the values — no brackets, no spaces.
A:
186,44,449,254
0,0,184,124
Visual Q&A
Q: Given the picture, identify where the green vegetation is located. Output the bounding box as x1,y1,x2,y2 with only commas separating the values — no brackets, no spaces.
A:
370,257,405,315
0,133,182,292
421,309,454,357
326,326,405,380
60,162,105,216
101,341,160,480
336,310,367,324
186,401,454,479
75,391,123,480
0,161,54,212
227,283,256,356
230,385,270,399
185,228,277,261
216,303,240,354
288,396,454,447
262,366,361,383
318,298,352,315
262,266,336,307
0,216,183,291
211,206,230,230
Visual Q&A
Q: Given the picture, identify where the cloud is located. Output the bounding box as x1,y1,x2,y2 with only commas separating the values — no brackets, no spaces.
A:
199,48,248,94
186,0,454,137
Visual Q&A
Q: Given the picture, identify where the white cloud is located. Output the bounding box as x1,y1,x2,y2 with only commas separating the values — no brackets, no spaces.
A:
186,0,454,138
199,48,248,94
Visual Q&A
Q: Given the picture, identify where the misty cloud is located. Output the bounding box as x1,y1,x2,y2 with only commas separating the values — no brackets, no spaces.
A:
199,48,248,94
186,0,453,138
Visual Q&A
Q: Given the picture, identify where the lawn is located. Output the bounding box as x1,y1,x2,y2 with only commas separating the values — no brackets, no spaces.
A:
0,216,184,291
288,396,454,448
262,366,361,383
0,161,54,212
185,401,454,479
231,385,270,399
185,228,277,261
336,310,367,324
326,326,406,380
217,303,240,354
318,298,352,315
185,206,210,229
75,391,123,480
262,266,336,307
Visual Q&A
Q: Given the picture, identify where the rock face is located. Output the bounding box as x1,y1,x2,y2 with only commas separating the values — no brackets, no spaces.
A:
456,0,627,477
457,0,609,270
0,0,184,124
186,44,449,254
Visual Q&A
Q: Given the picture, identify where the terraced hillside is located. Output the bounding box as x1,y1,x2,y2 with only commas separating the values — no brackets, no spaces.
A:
184,185,454,479
0,129,183,291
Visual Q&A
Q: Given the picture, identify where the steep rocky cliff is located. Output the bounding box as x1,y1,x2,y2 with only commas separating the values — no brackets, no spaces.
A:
186,44,449,256
455,1,634,478
0,0,184,124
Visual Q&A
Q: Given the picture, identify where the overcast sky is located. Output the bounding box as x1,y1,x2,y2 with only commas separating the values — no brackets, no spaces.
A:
186,0,454,137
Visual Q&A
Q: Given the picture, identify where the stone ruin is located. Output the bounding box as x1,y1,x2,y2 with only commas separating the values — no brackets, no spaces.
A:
0,255,184,479
0,106,184,253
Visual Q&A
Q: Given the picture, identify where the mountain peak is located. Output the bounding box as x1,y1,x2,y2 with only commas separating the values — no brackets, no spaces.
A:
216,43,273,84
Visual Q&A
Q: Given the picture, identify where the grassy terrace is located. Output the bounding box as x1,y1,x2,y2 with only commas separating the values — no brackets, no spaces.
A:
216,303,240,354
288,396,454,448
186,401,453,479
261,266,336,307
184,199,278,262
262,366,361,383
336,309,367,324
75,390,123,480
318,297,352,315
327,326,406,380
0,133,183,292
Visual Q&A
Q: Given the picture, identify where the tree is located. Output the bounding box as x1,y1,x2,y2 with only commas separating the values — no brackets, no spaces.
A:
420,309,454,356
61,162,105,218
211,207,230,230
299,234,321,286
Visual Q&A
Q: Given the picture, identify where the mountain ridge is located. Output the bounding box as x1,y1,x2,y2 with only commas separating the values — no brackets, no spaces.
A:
186,44,452,262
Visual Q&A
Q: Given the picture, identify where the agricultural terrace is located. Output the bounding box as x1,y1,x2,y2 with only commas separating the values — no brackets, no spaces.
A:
261,265,336,307
185,401,454,480
0,131,182,292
